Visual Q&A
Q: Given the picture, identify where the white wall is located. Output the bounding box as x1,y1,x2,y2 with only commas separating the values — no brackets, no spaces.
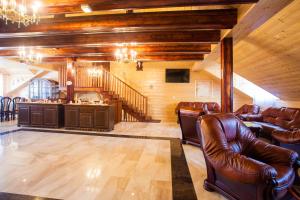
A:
0,73,3,96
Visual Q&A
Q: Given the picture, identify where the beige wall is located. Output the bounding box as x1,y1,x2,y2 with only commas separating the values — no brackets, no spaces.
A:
111,61,252,122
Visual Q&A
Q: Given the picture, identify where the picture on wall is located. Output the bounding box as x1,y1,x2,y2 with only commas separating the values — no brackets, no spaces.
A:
195,80,213,97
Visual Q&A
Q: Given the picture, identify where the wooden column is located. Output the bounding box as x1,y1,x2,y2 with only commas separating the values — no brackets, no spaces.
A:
66,58,75,103
221,37,233,113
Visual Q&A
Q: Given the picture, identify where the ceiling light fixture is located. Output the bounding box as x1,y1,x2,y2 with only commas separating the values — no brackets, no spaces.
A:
18,47,43,64
81,4,92,13
0,0,42,27
115,43,138,63
87,68,102,77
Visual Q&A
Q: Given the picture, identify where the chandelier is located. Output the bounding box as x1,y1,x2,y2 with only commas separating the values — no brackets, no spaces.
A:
18,47,43,64
87,68,102,77
115,47,137,63
0,0,41,27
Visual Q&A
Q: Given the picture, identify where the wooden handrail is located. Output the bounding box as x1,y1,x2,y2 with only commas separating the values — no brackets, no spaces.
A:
58,65,149,121
105,70,144,97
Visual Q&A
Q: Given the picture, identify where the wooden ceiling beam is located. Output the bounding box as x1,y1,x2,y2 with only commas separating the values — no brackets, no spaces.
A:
40,0,259,14
0,30,220,48
39,54,205,62
0,9,237,36
0,44,211,56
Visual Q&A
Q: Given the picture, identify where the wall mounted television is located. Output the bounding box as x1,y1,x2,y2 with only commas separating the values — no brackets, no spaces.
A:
165,69,190,83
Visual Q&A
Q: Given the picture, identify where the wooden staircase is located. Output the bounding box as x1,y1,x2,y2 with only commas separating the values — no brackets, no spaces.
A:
59,65,156,122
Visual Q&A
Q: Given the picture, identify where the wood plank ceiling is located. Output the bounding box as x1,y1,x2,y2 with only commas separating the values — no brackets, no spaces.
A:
234,0,300,101
0,0,258,63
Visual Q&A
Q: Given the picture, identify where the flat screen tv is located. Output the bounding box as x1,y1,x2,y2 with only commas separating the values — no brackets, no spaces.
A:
165,69,190,83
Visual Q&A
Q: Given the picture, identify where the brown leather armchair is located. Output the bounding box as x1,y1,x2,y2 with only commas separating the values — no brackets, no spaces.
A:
197,113,299,200
234,104,260,120
178,109,204,147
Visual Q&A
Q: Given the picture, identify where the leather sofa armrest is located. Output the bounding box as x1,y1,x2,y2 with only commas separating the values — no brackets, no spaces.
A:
245,114,263,122
249,139,299,167
208,150,277,184
272,130,300,144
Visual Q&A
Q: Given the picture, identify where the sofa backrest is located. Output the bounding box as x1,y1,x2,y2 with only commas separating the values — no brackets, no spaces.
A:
175,102,220,114
262,107,300,130
235,104,260,115
204,102,221,114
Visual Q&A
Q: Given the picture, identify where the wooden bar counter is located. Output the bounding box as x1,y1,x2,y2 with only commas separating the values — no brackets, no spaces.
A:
64,104,115,132
18,102,64,128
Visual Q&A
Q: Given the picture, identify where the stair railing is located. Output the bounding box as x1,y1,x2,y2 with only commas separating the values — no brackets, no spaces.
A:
102,70,148,119
59,65,148,121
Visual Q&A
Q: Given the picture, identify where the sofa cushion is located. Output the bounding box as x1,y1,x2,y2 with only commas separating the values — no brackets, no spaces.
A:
290,110,300,130
273,108,298,129
255,122,287,136
264,116,277,124
272,130,300,144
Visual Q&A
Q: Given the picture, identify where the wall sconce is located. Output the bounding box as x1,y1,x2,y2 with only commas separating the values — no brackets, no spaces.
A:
136,61,143,71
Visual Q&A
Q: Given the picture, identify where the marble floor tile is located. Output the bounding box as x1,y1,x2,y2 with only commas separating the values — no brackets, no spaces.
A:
0,121,182,139
183,145,226,200
0,121,225,200
0,131,172,200
0,120,19,133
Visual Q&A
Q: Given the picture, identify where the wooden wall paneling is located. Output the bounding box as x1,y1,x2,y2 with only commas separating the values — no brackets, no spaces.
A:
110,61,252,122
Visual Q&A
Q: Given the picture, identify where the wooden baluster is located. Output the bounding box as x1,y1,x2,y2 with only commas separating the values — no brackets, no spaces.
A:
104,71,107,90
145,97,148,116
143,97,145,115
135,93,137,110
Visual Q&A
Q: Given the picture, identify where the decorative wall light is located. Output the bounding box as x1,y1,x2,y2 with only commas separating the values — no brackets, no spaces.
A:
18,46,43,64
0,0,42,27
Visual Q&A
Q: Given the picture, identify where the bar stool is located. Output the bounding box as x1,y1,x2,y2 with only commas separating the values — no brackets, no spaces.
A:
0,96,2,122
1,97,12,121
12,97,22,120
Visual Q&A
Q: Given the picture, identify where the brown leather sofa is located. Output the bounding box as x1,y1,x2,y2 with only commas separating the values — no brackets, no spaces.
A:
198,113,299,200
175,102,220,115
177,102,220,146
234,104,260,120
272,129,300,155
178,109,204,147
246,107,300,139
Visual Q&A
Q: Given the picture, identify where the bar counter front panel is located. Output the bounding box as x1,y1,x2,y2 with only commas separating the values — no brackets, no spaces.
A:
64,104,115,131
18,103,115,131
18,103,64,128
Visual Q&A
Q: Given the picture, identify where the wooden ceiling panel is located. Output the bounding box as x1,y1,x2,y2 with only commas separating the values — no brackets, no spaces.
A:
39,0,258,14
0,44,211,57
0,30,220,48
0,0,257,62
234,1,300,101
40,54,205,62
0,9,237,36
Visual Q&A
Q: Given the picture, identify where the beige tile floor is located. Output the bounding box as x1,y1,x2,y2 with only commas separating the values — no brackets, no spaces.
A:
0,121,225,200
